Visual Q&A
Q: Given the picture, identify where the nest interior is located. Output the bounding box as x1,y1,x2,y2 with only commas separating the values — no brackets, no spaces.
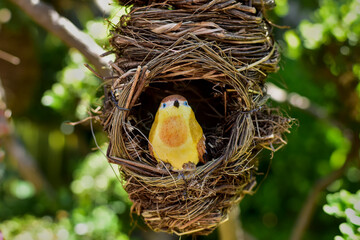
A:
101,0,292,236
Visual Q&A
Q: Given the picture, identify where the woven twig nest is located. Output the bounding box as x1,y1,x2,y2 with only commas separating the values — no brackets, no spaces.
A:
101,0,292,235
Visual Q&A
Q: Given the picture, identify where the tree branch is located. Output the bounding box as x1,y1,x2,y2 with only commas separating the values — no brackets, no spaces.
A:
8,0,111,75
290,132,360,240
267,83,346,132
0,79,53,196
218,206,256,240
219,206,245,240
2,0,113,196
4,135,54,193
267,82,360,240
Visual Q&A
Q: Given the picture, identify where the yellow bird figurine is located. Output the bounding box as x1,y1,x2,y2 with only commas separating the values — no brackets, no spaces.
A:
149,95,206,170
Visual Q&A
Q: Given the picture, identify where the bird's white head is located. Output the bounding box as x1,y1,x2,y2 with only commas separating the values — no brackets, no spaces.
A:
158,95,192,117
160,95,190,109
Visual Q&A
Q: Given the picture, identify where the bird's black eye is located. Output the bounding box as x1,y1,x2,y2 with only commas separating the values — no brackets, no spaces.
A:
174,100,180,108
183,101,188,106
162,103,166,108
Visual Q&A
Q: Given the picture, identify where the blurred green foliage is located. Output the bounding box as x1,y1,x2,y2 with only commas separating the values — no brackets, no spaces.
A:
41,50,101,119
41,7,126,120
1,148,132,240
323,190,360,240
0,0,359,239
300,0,360,49
241,0,360,239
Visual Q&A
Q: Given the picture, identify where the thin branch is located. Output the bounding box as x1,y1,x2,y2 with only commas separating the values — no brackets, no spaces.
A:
0,49,21,65
9,0,111,75
219,205,245,240
290,132,360,240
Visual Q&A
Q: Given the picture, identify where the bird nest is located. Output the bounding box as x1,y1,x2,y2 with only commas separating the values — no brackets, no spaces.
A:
100,0,292,236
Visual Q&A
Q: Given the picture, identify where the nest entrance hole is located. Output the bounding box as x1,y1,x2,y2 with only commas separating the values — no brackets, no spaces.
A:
131,79,240,162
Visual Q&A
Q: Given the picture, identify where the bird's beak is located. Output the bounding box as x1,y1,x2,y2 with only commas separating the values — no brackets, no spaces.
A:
174,100,179,108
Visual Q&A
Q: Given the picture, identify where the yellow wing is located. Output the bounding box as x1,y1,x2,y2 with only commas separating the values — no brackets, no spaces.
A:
148,109,159,156
189,110,206,163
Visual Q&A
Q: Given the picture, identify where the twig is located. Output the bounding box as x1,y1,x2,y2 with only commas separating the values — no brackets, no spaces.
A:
0,49,20,65
125,66,142,110
9,0,111,75
84,64,105,80
128,66,149,109
67,116,97,126
109,60,125,75
290,132,360,240
237,45,276,72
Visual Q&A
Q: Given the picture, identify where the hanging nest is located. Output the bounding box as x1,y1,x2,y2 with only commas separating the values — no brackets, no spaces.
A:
101,0,292,236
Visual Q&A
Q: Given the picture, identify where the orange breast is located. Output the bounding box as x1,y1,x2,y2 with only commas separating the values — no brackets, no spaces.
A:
159,116,187,147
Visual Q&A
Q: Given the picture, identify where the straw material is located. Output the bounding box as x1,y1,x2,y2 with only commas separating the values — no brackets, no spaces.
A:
101,0,292,235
